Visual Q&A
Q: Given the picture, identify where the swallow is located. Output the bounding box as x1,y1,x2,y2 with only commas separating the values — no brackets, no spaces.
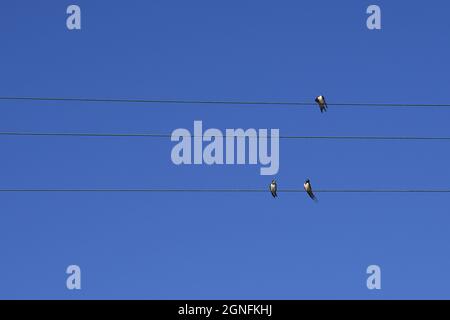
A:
270,179,278,198
315,95,328,113
304,179,317,201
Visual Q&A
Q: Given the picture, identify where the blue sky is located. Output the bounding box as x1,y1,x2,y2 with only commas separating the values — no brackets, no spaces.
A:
1,0,450,299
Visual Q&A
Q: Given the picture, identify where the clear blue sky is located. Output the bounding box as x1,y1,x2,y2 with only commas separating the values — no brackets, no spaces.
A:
1,0,450,299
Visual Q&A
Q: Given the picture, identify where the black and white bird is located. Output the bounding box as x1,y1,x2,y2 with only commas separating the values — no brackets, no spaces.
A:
315,95,328,113
270,180,278,198
304,179,317,201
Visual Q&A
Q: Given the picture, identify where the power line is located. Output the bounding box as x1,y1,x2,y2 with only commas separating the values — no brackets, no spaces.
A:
0,188,449,193
0,131,450,141
0,132,169,138
1,96,450,108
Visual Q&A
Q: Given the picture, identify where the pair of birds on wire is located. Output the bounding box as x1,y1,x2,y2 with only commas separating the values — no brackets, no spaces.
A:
270,179,317,202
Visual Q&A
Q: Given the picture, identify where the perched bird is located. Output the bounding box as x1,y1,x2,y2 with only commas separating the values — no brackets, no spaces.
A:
304,179,317,201
315,95,328,113
270,180,278,198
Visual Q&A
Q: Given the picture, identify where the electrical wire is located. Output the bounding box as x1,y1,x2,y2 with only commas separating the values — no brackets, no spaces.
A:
0,188,448,193
0,131,449,141
1,96,450,108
